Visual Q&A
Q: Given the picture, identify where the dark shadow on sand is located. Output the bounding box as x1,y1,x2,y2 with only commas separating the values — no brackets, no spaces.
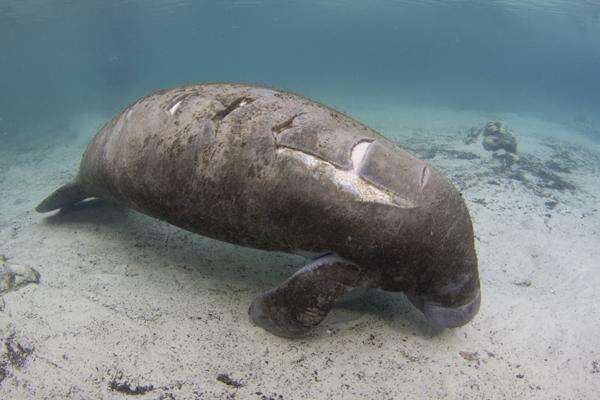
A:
332,289,446,338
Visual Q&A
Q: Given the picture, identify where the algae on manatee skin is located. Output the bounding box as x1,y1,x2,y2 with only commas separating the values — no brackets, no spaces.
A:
0,255,41,295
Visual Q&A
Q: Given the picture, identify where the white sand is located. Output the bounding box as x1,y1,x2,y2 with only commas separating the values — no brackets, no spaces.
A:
1,105,599,399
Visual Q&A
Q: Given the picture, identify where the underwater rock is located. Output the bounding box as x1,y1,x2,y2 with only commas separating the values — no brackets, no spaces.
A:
482,121,518,153
466,121,518,154
462,124,578,195
0,255,41,295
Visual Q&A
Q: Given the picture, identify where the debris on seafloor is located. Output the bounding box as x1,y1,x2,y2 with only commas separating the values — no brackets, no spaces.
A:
0,332,35,384
466,121,519,170
465,120,518,154
0,255,41,295
4,333,34,369
482,121,518,153
108,371,155,395
217,373,245,388
459,351,480,362
512,280,532,287
109,379,154,395
462,121,577,194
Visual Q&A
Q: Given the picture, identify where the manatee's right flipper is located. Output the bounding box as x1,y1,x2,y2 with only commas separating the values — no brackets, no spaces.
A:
35,181,89,213
249,254,368,338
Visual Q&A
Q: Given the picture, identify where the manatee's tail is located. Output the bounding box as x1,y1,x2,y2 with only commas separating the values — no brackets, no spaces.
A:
35,181,89,213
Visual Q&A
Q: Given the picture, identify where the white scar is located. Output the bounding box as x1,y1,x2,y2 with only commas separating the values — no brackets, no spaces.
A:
169,101,182,115
277,141,414,208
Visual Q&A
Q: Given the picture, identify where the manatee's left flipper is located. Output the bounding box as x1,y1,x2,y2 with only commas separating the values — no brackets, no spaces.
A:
249,254,368,338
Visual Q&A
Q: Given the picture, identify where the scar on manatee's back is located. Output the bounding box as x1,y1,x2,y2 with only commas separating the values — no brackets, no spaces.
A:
212,97,255,121
272,113,306,134
164,92,195,115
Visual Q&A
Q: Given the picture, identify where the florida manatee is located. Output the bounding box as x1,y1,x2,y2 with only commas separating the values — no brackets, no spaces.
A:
37,83,481,337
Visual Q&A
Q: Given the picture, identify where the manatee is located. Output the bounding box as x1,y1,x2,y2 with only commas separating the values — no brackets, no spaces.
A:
36,83,481,337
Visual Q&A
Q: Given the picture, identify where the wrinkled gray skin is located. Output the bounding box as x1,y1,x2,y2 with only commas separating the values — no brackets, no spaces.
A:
37,83,481,338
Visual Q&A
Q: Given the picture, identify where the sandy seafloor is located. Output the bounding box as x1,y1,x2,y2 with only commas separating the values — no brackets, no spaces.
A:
1,101,599,400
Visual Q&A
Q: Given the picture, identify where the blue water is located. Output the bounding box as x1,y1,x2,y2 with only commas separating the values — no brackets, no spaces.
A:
1,0,600,140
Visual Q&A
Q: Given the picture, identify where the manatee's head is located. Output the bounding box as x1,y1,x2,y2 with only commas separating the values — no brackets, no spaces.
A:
406,261,481,328
355,141,482,328
404,167,481,328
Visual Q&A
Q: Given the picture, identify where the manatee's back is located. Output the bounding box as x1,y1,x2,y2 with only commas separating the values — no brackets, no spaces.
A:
71,84,394,248
37,83,457,262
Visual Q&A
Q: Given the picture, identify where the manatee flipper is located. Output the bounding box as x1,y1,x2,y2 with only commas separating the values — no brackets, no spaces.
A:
249,254,368,338
35,181,89,212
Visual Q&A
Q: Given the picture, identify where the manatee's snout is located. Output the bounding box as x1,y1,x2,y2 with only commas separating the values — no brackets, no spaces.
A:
407,271,481,329
415,289,480,328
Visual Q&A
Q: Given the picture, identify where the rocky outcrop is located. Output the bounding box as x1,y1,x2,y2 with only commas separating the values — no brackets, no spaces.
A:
466,121,518,154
